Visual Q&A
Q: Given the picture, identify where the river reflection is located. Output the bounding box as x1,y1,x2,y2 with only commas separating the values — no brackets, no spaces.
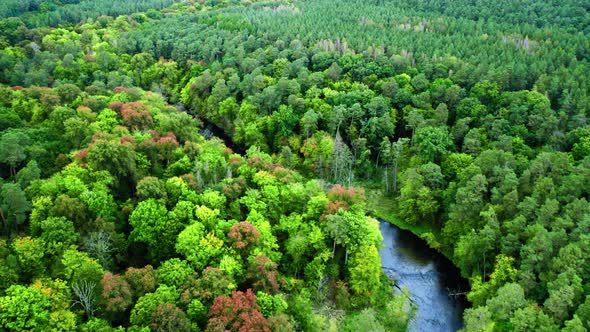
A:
379,220,468,332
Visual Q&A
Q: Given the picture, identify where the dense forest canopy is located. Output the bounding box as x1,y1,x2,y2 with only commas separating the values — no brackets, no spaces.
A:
0,0,183,27
0,0,589,331
388,0,590,32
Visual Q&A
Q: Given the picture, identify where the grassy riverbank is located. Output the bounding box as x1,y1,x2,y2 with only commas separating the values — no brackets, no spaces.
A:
362,185,446,254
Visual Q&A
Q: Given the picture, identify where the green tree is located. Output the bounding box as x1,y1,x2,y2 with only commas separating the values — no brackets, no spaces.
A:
344,308,385,332
0,129,30,176
413,126,452,163
129,199,179,263
301,132,334,178
348,244,381,301
15,160,40,188
256,291,288,317
0,285,51,331
461,306,494,332
468,255,518,307
486,283,527,321
397,168,439,225
13,236,45,280
510,305,558,332
158,258,194,288
59,248,104,286
176,222,225,270
37,216,79,256
130,285,179,328
544,270,583,322
87,139,136,185
563,315,586,332
0,183,30,237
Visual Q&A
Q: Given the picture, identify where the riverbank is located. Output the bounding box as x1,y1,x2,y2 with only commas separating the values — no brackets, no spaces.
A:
363,186,454,260
365,188,432,235
358,187,441,241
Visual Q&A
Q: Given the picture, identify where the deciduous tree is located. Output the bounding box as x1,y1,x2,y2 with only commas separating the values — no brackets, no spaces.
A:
206,289,270,332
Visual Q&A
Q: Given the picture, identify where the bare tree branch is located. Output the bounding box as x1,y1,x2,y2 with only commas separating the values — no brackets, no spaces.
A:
84,230,113,269
71,280,97,317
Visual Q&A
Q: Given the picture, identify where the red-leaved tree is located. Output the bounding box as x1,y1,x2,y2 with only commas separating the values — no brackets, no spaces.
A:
119,101,153,130
327,185,365,206
206,289,270,332
124,265,158,298
150,304,191,332
228,222,260,256
246,255,280,294
100,272,133,316
180,267,233,306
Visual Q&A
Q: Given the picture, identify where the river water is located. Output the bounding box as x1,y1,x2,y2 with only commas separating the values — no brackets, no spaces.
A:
379,220,468,332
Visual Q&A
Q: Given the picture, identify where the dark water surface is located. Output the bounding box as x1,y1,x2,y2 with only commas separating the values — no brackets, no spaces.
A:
379,220,468,332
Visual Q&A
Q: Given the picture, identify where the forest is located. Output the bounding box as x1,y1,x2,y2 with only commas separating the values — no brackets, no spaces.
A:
0,0,589,331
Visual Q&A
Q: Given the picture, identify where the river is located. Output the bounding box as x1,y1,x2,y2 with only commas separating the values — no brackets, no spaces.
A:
379,220,468,332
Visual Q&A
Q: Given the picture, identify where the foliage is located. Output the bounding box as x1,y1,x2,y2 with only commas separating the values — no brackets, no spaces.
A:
130,285,179,328
206,289,270,332
0,285,52,331
101,272,133,318
0,0,587,329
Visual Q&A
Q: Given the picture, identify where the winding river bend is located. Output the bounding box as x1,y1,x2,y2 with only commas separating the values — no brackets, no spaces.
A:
379,220,468,332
